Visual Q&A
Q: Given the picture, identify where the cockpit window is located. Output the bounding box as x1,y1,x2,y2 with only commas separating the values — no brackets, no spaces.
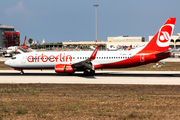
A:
11,57,16,60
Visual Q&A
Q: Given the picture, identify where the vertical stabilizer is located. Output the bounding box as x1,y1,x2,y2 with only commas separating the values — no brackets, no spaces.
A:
139,18,176,53
22,36,27,46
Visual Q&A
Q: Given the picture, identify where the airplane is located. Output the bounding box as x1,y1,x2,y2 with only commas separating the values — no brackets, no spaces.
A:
3,36,31,56
21,36,27,49
107,45,120,51
4,17,176,75
2,46,23,57
125,45,132,51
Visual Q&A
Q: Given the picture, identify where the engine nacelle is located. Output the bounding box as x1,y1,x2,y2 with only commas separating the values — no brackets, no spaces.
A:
55,64,74,73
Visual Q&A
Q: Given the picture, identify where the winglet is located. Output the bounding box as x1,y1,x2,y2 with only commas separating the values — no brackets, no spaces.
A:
88,46,99,60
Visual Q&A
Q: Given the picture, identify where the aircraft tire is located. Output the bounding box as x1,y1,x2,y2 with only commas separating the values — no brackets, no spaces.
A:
84,70,89,75
90,70,95,76
20,70,24,75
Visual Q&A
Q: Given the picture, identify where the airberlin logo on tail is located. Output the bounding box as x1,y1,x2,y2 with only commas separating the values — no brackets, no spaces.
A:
159,32,170,42
157,24,174,47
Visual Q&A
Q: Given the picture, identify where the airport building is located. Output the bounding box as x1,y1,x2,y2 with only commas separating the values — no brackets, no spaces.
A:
63,41,107,50
0,24,20,50
149,33,180,49
62,36,147,50
106,36,147,48
62,34,180,50
107,36,145,42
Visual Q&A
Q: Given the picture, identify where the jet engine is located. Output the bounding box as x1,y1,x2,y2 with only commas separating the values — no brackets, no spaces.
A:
55,64,74,73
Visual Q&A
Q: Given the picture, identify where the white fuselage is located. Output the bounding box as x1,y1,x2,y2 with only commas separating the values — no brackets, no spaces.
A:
5,46,144,69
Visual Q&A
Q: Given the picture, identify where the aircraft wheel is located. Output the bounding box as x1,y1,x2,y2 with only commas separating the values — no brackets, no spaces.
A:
90,70,95,76
20,70,24,75
68,72,75,75
84,70,89,75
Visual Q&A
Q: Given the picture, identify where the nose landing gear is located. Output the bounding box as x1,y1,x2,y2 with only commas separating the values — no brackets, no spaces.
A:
20,70,24,75
14,68,24,75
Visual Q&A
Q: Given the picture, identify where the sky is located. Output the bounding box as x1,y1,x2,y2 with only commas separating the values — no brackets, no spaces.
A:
1,0,180,44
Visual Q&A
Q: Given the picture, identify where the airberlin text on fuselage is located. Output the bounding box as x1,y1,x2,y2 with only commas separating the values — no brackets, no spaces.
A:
27,53,72,63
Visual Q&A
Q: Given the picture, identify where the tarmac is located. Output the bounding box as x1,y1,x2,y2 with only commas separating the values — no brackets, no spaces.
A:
0,56,180,85
0,70,180,85
0,57,9,62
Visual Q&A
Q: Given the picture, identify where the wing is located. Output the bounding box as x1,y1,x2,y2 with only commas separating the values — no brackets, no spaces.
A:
72,46,99,69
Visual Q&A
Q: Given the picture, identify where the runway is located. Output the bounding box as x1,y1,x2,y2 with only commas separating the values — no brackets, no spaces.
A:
0,70,180,85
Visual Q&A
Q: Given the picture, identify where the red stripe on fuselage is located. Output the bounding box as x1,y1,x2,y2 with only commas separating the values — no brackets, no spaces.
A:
94,52,170,69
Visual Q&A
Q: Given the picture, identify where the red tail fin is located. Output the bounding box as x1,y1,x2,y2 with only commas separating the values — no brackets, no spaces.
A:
139,18,176,53
22,36,27,46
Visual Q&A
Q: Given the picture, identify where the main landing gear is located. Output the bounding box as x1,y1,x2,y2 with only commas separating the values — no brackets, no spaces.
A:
84,69,95,76
90,69,95,75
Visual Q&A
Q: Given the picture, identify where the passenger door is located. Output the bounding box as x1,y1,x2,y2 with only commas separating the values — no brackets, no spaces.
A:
21,56,26,63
